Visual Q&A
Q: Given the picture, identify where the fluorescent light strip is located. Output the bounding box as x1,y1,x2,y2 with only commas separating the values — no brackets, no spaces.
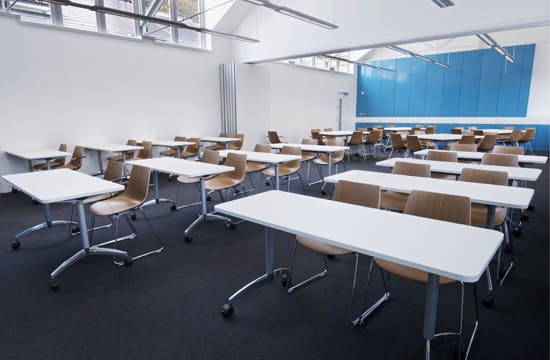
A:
37,0,259,42
322,55,395,72
386,45,449,68
476,33,515,63
432,0,454,8
242,0,337,30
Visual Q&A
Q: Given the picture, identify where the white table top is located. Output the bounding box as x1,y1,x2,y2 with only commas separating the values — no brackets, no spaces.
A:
200,137,241,143
270,143,349,153
414,149,548,165
150,140,194,147
324,170,533,209
126,157,233,178
4,148,72,160
319,130,369,136
218,150,302,164
417,134,483,141
376,158,542,182
482,129,515,134
2,169,124,203
83,144,143,152
215,191,502,283
384,127,418,131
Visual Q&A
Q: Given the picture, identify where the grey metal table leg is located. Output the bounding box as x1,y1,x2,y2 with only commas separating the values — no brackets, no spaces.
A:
423,273,440,360
274,164,280,190
141,170,176,210
97,150,104,174
482,205,496,306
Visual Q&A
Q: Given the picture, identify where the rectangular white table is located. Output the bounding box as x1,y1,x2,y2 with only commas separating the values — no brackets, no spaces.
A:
218,150,302,190
413,149,548,165
150,140,194,158
376,158,542,182
126,158,234,242
82,144,143,174
5,148,72,171
2,169,126,289
481,129,515,135
214,190,502,359
319,130,369,137
200,137,241,149
384,127,420,132
417,133,484,144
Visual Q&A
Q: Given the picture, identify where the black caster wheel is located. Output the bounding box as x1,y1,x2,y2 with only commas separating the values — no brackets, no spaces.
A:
131,213,137,221
281,274,289,287
226,222,237,230
528,204,535,211
265,181,271,186
32,199,39,206
49,280,59,291
11,188,18,194
221,303,234,318
11,240,20,250
326,254,335,260
71,227,80,235
321,190,327,195
207,196,212,201
520,214,529,222
504,243,514,253
171,204,177,211
124,258,133,267
512,228,522,237
482,293,495,307
184,235,193,243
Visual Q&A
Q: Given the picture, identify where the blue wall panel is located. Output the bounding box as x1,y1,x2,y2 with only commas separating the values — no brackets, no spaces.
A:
358,44,535,117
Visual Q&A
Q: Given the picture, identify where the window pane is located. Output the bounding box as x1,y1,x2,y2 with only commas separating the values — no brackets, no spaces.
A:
8,0,51,25
175,0,202,48
142,0,172,42
104,0,136,37
62,0,97,32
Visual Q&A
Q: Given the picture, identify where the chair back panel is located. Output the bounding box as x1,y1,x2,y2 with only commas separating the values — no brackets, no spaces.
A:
268,131,282,144
425,126,436,134
125,165,151,204
348,131,364,145
519,128,536,142
404,190,471,226
451,128,463,134
458,168,508,186
127,139,137,146
254,144,272,153
481,153,519,167
137,141,152,159
405,135,422,152
186,138,201,155
201,149,220,164
449,143,477,152
390,133,406,149
459,135,475,144
333,180,380,209
104,159,125,181
231,134,244,149
493,145,524,155
174,136,187,142
426,150,457,162
311,130,324,145
477,134,497,152
393,161,431,177
224,152,247,182
506,130,524,143
281,146,302,171
69,146,85,169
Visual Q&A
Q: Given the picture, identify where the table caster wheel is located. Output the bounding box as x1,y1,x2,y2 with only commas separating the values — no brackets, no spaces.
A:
124,258,133,267
520,214,529,222
71,227,80,235
504,243,514,253
321,190,327,195
528,204,535,211
49,280,59,291
171,204,177,211
131,214,137,221
11,240,20,250
207,196,212,201
482,293,494,307
226,222,237,230
281,274,289,287
184,235,193,243
326,254,335,260
221,304,234,318
512,228,522,237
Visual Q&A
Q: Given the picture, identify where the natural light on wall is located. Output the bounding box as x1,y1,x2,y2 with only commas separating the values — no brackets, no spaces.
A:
279,50,371,75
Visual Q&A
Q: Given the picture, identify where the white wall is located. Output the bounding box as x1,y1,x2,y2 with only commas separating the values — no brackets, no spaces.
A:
236,63,357,147
0,14,231,192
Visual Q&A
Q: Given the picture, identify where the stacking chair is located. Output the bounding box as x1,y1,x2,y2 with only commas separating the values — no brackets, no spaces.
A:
160,136,187,157
473,129,485,137
426,150,458,180
504,126,515,130
504,130,524,146
451,128,463,135
61,146,86,170
477,134,498,152
181,138,201,159
267,131,284,144
493,145,524,155
300,138,318,183
132,141,152,160
206,133,228,151
283,180,381,324
425,125,436,134
230,134,244,150
175,149,219,209
323,127,333,131
380,161,431,212
244,144,271,191
346,131,365,159
108,139,137,161
363,190,477,358
90,165,163,264
205,152,247,201
363,129,383,157
263,146,306,193
388,133,407,158
482,153,519,168
311,130,325,145
450,143,477,152
33,144,68,170
459,135,475,144
313,138,347,179
404,135,423,156
518,128,536,154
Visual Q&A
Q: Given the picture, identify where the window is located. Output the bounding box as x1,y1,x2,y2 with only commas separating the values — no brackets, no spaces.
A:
62,0,97,32
279,52,356,74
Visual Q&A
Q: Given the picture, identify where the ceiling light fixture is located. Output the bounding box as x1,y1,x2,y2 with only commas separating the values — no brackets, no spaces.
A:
432,0,454,8
476,33,515,63
241,0,338,30
37,0,259,42
386,45,450,68
322,55,395,72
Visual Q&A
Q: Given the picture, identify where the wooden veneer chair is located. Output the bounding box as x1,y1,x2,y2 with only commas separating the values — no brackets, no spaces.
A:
61,146,85,170
133,141,152,160
380,161,431,212
347,131,365,159
90,165,163,264
363,129,383,157
450,143,477,152
181,138,201,159
425,125,436,134
477,134,498,152
283,180,381,324
493,145,524,155
405,135,423,156
504,130,524,146
108,139,137,161
175,149,219,209
244,144,271,191
205,152,247,201
387,133,407,159
263,145,306,193
459,135,475,144
364,190,477,357
267,131,284,144
206,133,228,151
33,144,68,170
313,138,347,178
426,150,458,180
451,128,463,135
160,136,187,157
311,130,325,145
518,128,536,154
323,127,333,131
230,134,244,150
300,138,317,183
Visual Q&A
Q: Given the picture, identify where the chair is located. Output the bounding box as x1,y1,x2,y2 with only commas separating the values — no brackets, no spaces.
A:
181,138,201,159
426,151,458,180
504,126,515,130
405,135,422,156
108,139,137,161
263,146,306,193
84,160,125,204
283,181,381,324
267,131,284,144
205,152,248,201
474,129,484,136
481,153,519,168
313,138,347,180
323,128,333,131
230,134,244,150
504,130,524,146
175,149,220,208
346,131,365,159
160,136,187,157
364,190,476,357
451,128,463,135
388,133,407,158
311,130,325,145
300,138,318,183
61,146,86,170
33,144,68,170
477,134,498,152
363,129,383,157
493,145,524,155
425,125,436,134
244,144,271,191
206,133,228,151
459,135,475,144
518,128,536,154
380,161,431,212
449,143,477,152
133,141,152,160
90,165,163,264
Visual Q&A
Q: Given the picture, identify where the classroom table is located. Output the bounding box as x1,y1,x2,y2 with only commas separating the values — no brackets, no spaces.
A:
217,150,302,190
2,169,126,289
376,158,542,182
82,144,143,174
319,130,369,137
384,127,423,132
413,149,548,165
481,129,515,135
214,190,502,359
416,133,484,146
200,137,241,150
150,140,194,158
126,157,234,242
5,148,72,171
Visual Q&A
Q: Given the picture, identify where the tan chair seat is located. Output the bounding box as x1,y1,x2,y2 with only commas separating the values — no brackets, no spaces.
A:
90,196,142,216
160,149,177,157
205,176,242,190
430,173,457,181
380,191,408,212
470,204,507,228
181,151,198,158
262,166,297,177
246,162,268,172
374,258,454,284
296,235,352,256
177,175,200,184
83,193,115,205
301,154,316,161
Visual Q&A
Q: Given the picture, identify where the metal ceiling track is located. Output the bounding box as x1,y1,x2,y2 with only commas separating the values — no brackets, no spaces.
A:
477,33,515,63
322,55,395,72
386,45,450,68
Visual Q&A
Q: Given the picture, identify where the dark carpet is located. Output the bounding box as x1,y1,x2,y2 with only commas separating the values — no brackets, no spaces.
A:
0,155,547,360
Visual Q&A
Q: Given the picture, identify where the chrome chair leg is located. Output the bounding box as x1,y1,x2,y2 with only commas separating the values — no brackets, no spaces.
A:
352,258,391,326
285,241,329,293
